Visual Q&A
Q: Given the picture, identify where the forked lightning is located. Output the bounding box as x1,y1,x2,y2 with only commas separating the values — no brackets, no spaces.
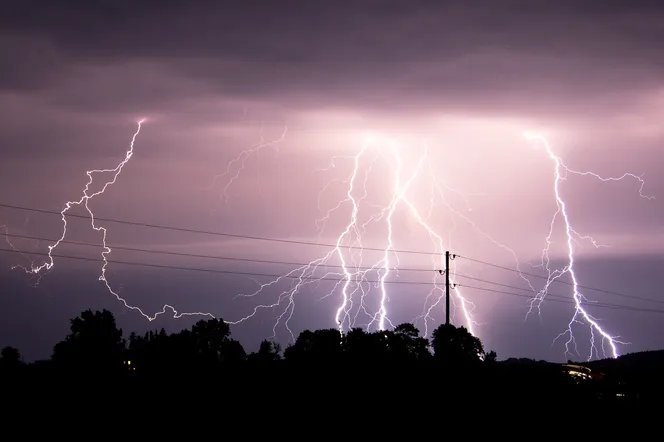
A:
9,120,215,321
4,122,654,361
524,132,653,360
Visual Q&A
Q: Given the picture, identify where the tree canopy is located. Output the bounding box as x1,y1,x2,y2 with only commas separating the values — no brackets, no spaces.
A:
39,309,495,375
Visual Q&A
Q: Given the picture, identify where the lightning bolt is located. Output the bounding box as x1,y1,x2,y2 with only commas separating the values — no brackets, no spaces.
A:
2,224,41,283
10,120,651,361
205,124,288,203
229,135,485,341
414,161,542,337
523,132,654,361
9,119,215,322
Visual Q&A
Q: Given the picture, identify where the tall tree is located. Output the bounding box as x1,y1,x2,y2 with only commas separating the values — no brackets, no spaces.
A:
0,346,22,371
0,346,20,363
342,328,389,364
284,329,343,364
52,309,125,371
190,318,245,366
249,340,281,364
388,323,431,361
431,324,484,366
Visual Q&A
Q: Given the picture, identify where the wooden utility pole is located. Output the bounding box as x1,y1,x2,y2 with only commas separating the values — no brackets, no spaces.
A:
445,250,450,325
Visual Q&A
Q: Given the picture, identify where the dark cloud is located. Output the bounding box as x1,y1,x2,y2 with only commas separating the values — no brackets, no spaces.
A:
2,0,664,116
4,1,664,61
0,34,64,91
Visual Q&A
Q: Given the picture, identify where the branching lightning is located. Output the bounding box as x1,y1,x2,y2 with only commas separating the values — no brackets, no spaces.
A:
524,132,654,360
228,135,534,341
9,120,215,322
5,120,654,362
222,130,654,359
205,124,288,203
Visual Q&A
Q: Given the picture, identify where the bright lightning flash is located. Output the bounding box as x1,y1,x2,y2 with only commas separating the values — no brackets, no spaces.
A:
524,132,654,360
8,122,653,362
10,120,215,322
230,134,534,341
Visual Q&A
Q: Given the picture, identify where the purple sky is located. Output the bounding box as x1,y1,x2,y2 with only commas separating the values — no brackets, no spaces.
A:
1,0,663,362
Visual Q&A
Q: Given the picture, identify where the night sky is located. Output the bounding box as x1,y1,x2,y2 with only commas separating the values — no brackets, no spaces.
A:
1,0,663,363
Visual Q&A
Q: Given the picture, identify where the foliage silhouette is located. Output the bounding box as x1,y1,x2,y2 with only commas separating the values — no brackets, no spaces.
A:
248,339,281,366
390,322,431,362
1,346,20,363
431,323,484,366
126,318,245,374
2,308,655,406
0,346,22,372
52,309,125,372
284,328,343,366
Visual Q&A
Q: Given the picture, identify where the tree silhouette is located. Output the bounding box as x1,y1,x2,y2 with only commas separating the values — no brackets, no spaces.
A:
1,346,20,363
484,350,498,364
284,329,343,365
52,309,125,371
342,327,389,364
431,324,484,366
0,346,22,372
387,323,431,362
0,304,651,407
127,328,171,371
123,318,246,374
248,340,281,365
189,318,245,366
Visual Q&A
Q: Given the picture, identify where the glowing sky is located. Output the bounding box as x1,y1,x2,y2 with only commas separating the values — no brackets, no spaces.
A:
1,0,663,362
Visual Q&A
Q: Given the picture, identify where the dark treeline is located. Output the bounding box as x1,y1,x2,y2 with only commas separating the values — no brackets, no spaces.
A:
0,309,655,409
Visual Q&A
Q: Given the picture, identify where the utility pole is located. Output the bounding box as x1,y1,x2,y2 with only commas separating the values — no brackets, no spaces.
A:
445,250,450,325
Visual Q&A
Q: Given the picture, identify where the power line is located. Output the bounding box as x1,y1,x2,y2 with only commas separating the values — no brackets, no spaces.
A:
0,247,438,286
454,272,544,294
1,233,439,273
453,275,648,309
451,272,664,313
3,229,659,307
456,254,664,305
1,202,657,308
1,246,662,315
455,284,664,315
0,202,444,256
452,272,664,306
